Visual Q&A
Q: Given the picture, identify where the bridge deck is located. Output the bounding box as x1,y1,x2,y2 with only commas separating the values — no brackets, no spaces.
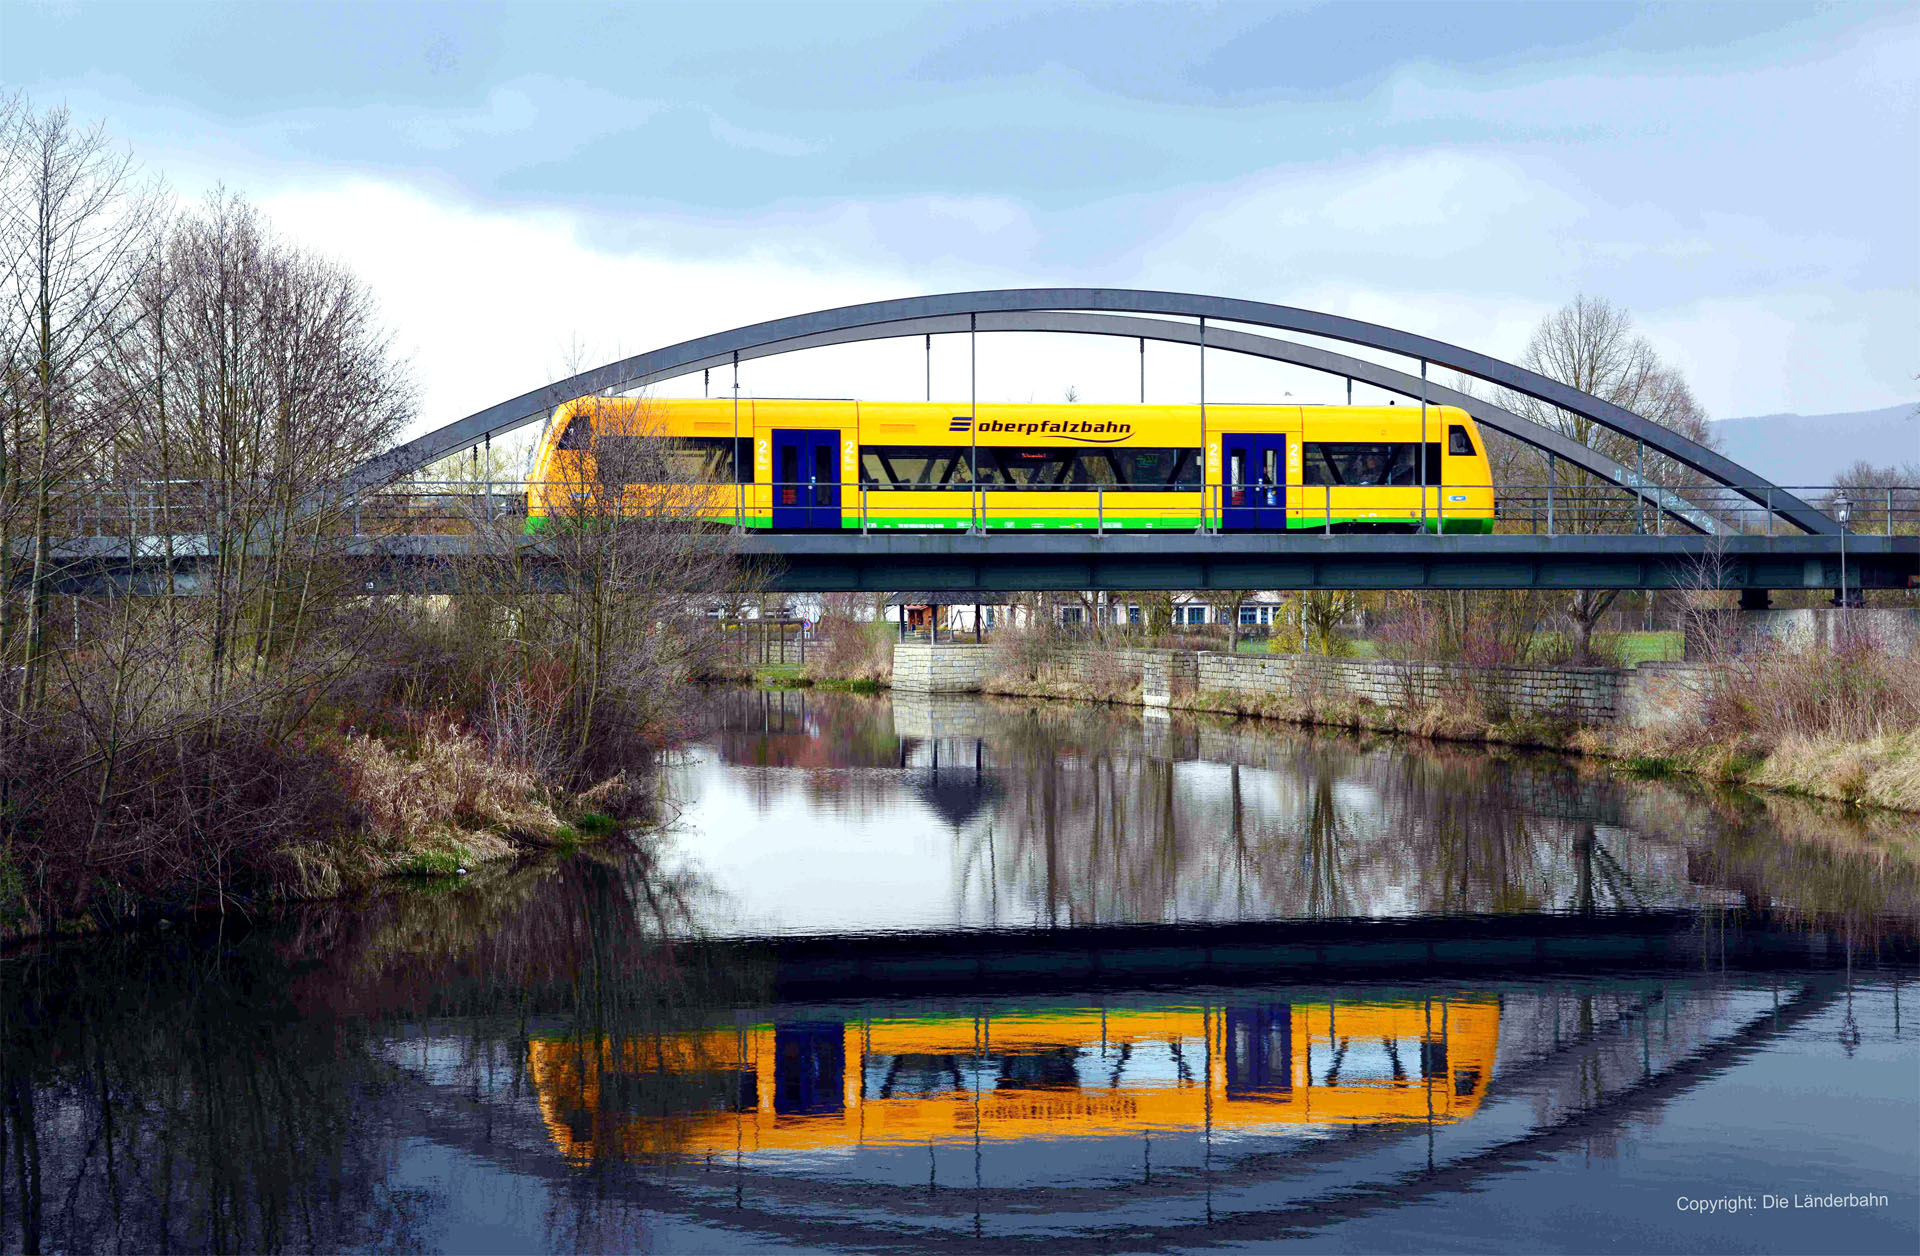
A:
729,531,1919,593
47,530,1920,593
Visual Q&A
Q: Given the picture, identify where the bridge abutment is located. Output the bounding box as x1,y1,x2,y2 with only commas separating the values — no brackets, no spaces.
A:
891,641,993,693
1684,607,1920,658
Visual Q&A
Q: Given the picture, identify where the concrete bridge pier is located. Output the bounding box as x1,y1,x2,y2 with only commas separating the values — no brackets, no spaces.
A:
1686,605,1920,657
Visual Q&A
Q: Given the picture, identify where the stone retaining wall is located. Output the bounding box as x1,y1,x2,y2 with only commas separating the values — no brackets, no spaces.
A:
894,639,1713,729
1193,652,1628,723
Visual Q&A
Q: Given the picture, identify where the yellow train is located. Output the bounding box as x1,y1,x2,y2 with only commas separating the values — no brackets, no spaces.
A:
526,397,1497,534
528,999,1500,1162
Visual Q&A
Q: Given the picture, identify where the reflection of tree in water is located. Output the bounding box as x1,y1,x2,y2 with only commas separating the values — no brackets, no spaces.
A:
956,703,1698,925
678,692,1920,931
1,935,432,1253
1298,767,1354,918
676,687,927,825
1,842,760,1252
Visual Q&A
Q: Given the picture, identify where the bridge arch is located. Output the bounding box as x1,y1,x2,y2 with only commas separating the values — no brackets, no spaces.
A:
350,289,1829,534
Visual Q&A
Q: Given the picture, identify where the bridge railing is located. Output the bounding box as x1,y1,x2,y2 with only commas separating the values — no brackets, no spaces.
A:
39,480,1920,540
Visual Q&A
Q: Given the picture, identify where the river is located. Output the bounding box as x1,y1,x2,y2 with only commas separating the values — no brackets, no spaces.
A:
2,690,1915,1253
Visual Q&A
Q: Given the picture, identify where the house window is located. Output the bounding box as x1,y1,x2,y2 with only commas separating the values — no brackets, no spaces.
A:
1183,606,1208,625
1239,606,1258,625
1060,605,1085,625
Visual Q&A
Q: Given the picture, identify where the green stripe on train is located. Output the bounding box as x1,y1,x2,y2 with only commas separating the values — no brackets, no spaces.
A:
526,515,1495,535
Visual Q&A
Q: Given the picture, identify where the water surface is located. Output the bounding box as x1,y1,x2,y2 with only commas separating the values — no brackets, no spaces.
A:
2,691,1914,1254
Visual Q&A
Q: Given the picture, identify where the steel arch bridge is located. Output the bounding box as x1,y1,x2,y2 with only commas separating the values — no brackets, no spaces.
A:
348,287,1837,537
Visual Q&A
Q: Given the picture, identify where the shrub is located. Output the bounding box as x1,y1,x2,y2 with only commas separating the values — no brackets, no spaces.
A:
1705,641,1920,746
335,717,560,849
806,617,895,685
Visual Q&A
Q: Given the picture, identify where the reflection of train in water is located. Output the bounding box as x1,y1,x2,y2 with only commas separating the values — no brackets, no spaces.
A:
529,999,1500,1161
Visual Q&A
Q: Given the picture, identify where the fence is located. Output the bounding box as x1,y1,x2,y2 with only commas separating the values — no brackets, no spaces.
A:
42,479,1920,540
724,617,812,667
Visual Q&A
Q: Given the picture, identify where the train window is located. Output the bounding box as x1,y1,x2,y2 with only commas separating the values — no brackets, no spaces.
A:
980,447,1080,487
977,446,1199,490
860,446,1199,490
860,446,972,489
661,437,752,483
1123,448,1200,488
1303,442,1444,486
1449,424,1476,456
556,413,592,449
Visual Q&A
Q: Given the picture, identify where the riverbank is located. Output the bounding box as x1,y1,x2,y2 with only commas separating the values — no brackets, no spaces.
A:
801,635,1920,813
1179,684,1920,812
0,715,648,945
0,699,664,944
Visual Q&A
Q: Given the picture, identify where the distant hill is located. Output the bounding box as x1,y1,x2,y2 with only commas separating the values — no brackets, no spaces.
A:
1710,403,1919,486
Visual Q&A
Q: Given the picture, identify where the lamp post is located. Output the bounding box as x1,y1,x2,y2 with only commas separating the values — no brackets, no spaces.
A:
1833,492,1852,646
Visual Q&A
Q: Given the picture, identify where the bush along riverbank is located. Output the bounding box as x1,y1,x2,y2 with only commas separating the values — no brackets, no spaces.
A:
800,622,1920,813
0,603,693,944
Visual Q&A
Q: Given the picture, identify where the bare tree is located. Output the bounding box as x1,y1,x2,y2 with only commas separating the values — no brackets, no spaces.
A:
456,394,759,784
1491,295,1719,661
0,171,418,923
1220,588,1251,652
114,190,412,698
1829,459,1920,537
0,99,159,710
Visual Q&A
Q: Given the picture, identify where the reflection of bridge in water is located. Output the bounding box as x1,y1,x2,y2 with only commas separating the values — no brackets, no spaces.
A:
375,959,1876,1252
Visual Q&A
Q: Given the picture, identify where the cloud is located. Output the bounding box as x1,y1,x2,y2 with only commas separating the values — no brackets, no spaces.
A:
250,160,1911,449
23,4,1912,428
1120,146,1909,416
400,85,543,151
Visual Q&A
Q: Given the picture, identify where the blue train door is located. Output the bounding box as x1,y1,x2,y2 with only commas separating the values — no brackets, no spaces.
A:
1221,433,1287,530
773,1022,845,1116
771,429,841,530
1225,1005,1293,1100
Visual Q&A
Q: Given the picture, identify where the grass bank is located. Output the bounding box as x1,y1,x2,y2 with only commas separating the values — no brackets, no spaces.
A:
976,633,1920,814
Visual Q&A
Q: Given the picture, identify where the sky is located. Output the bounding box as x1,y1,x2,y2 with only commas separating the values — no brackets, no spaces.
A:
7,0,1918,444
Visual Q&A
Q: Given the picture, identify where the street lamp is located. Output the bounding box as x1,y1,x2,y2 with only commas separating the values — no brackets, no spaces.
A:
1833,492,1852,646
